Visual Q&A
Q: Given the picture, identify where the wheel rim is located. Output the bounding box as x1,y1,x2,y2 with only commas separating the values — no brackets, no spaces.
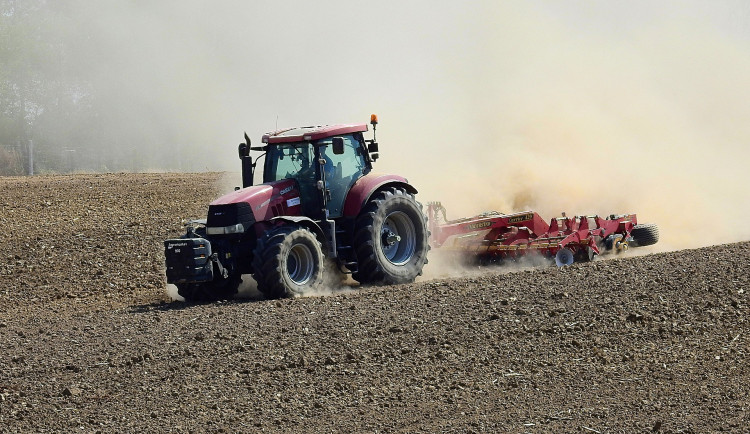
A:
287,243,314,285
380,211,416,265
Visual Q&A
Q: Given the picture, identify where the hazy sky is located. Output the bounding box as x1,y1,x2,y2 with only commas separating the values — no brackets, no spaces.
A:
48,1,750,248
70,1,748,145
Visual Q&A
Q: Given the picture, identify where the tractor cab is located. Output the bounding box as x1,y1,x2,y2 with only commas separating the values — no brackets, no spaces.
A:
242,122,378,219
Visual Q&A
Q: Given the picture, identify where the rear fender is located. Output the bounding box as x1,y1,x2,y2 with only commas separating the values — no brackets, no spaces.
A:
343,173,418,217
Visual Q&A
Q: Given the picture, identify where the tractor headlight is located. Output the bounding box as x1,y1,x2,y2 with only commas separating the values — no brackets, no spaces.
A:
206,223,245,235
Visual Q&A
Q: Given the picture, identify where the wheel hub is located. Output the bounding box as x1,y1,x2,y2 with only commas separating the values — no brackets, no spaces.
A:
616,240,629,252
383,231,401,247
287,243,314,285
380,211,416,265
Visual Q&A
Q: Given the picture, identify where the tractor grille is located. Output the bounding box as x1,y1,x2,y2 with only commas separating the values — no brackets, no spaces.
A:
206,202,255,228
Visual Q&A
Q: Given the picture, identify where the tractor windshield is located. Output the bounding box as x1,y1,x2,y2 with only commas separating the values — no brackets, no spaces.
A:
264,142,316,185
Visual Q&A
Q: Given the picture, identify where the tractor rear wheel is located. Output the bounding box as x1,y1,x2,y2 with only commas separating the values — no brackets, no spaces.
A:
631,223,659,247
352,187,429,285
252,225,324,299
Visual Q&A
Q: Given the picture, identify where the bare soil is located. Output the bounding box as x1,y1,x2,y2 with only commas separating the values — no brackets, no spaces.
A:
1,173,748,433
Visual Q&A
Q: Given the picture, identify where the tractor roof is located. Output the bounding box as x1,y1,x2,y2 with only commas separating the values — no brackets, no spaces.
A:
262,123,368,144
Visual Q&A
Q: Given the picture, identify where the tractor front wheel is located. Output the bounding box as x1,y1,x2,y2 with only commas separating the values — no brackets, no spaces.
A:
252,225,324,299
353,187,429,285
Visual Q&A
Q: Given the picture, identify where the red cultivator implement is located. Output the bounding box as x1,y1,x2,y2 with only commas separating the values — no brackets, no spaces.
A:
427,202,659,266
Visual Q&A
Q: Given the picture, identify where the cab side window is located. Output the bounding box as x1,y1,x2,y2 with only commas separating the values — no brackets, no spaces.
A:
319,134,367,217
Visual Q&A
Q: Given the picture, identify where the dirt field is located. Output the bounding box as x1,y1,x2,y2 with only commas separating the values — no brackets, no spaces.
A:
1,173,748,433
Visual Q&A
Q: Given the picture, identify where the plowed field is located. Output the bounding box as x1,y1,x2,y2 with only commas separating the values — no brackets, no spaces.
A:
1,173,747,433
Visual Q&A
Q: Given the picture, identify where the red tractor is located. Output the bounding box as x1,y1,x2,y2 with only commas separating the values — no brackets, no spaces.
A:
164,115,430,301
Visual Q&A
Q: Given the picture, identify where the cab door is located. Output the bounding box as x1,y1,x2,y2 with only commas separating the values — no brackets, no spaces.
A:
318,134,368,218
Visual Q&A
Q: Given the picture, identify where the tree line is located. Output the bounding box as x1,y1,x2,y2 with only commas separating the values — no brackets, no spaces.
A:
1,1,210,175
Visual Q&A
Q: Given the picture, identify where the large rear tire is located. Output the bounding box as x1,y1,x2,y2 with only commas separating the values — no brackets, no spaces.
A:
252,225,324,299
352,187,429,285
631,223,659,247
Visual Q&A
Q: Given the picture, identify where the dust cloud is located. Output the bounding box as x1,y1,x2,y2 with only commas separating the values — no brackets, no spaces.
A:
32,1,750,253
421,249,556,281
370,2,750,253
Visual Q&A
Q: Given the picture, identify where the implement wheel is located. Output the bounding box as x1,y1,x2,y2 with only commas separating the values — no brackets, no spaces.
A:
252,225,324,299
352,187,429,285
631,223,660,247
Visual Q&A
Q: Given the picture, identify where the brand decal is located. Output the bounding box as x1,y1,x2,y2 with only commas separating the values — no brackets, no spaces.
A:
280,186,293,195
167,242,188,249
509,214,534,224
466,221,492,230
287,197,301,207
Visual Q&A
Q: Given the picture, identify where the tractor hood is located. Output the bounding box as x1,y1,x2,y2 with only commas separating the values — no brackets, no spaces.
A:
205,179,301,234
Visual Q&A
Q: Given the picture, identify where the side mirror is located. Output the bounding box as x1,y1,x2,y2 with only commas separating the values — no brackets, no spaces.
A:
332,137,345,155
368,142,379,153
238,143,249,159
